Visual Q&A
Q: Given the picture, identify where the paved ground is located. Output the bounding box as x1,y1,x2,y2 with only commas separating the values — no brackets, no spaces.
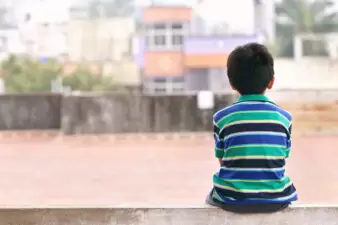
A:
0,133,337,207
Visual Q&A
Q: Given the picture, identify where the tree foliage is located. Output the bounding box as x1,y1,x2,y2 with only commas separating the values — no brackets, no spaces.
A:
276,0,338,57
1,55,119,93
1,55,61,93
63,65,118,92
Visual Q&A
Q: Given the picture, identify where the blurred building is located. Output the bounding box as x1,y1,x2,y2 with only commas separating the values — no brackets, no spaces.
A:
67,18,134,61
66,17,140,87
134,5,262,94
148,0,275,41
12,0,69,59
254,0,275,42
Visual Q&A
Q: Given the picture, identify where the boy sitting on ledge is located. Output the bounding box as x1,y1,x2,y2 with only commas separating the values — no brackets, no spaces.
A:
206,43,297,213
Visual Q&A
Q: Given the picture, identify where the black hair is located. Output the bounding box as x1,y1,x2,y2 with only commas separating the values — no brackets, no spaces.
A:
227,43,274,95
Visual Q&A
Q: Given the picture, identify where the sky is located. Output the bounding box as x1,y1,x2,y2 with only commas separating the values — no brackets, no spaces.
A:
7,0,338,24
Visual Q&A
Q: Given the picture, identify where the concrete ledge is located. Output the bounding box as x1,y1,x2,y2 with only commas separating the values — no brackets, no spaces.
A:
0,205,337,225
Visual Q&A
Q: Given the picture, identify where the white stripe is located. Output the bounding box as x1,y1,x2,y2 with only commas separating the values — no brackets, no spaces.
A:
222,156,285,161
226,144,286,150
214,182,292,193
220,167,285,172
234,101,276,105
225,131,287,139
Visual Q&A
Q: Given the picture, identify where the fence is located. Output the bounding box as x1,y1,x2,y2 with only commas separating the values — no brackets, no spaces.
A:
0,90,337,135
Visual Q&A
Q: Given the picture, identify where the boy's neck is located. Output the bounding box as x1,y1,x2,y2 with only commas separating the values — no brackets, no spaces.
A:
240,92,266,96
237,93,272,103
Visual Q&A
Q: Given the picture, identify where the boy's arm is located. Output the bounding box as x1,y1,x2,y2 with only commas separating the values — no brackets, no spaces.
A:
213,121,224,166
286,124,292,158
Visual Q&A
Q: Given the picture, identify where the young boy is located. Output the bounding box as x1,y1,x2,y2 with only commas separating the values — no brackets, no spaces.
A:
206,43,297,213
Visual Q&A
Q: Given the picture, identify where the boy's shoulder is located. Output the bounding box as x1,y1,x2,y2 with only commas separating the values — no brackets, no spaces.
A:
213,102,292,123
213,104,236,123
274,104,293,121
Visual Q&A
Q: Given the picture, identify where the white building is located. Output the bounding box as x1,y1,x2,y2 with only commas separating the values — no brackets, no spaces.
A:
14,0,69,58
67,18,135,61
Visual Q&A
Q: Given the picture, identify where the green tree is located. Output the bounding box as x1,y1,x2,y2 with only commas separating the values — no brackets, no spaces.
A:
1,56,61,93
62,65,118,92
276,0,338,57
1,56,122,93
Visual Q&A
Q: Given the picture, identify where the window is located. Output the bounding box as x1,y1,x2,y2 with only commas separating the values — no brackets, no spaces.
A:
145,22,185,50
145,23,167,49
172,23,183,30
154,35,166,46
172,87,184,92
154,87,166,93
172,35,183,46
143,77,185,94
154,77,167,83
154,24,166,31
146,34,166,48
171,23,184,48
172,76,184,83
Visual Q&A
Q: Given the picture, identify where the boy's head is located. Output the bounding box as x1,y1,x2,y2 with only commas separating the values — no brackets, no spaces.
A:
227,43,274,95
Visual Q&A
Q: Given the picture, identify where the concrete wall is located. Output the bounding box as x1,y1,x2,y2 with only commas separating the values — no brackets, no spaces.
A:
0,91,336,134
0,94,61,130
0,206,337,225
61,93,235,135
0,93,234,133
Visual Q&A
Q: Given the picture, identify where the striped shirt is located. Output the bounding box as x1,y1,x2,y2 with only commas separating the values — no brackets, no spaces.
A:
212,94,297,204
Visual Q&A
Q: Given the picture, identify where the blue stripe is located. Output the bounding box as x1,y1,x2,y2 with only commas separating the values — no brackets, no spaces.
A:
214,103,275,121
227,134,287,147
221,123,287,137
215,140,224,148
218,169,285,180
216,194,298,204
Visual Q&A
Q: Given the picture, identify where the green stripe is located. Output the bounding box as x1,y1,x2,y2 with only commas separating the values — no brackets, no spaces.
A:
217,111,290,129
215,148,224,158
212,190,224,202
237,95,272,102
213,175,291,191
225,146,287,158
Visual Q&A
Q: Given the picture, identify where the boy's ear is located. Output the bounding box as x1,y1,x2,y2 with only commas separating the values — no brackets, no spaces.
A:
267,76,274,89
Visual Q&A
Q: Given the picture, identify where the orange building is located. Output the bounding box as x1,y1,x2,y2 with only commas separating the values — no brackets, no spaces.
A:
137,6,261,94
